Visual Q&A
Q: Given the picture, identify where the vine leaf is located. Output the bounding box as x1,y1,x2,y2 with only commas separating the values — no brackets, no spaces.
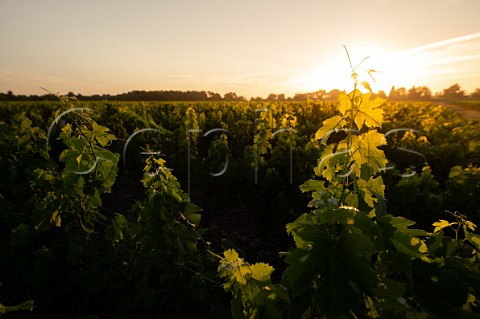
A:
354,93,385,129
315,116,347,143
358,176,385,208
339,89,369,117
338,92,353,116
433,219,451,233
350,130,387,177
250,263,275,282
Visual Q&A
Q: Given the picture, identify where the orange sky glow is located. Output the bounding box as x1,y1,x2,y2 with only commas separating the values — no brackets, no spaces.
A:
1,0,479,98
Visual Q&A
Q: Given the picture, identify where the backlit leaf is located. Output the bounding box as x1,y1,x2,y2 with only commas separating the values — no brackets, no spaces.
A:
250,263,274,282
315,116,347,143
224,249,240,263
433,219,451,233
350,130,387,177
354,93,385,129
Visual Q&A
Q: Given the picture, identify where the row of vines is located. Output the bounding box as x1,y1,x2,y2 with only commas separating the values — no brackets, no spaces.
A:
1,80,480,317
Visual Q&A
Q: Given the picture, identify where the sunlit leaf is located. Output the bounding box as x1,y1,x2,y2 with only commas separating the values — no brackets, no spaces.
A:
361,81,372,93
354,93,385,129
350,130,387,177
250,262,274,282
315,116,347,143
224,249,239,262
432,219,451,233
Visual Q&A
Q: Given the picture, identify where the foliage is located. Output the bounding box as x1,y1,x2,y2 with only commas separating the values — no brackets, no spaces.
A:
1,64,480,317
214,50,480,318
386,166,443,229
0,300,34,317
217,249,290,318
445,165,480,225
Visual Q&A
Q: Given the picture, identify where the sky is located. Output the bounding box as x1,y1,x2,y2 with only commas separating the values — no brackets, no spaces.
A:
0,0,479,98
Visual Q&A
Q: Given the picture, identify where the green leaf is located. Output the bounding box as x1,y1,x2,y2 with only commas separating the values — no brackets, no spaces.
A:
0,300,34,316
350,130,387,177
391,238,426,259
250,263,275,282
315,116,347,143
319,207,356,225
433,219,451,233
94,148,119,189
111,213,128,241
315,144,350,181
182,204,202,226
234,266,250,286
466,233,480,251
224,249,239,262
358,176,385,208
385,215,429,237
286,213,319,249
92,122,116,147
50,209,62,227
299,179,325,193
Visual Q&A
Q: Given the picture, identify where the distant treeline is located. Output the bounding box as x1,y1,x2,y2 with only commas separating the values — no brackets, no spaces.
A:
1,83,479,101
0,90,246,102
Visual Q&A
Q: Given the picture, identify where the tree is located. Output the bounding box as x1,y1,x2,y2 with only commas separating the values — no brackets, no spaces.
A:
223,92,237,100
223,92,245,101
408,86,431,100
266,93,278,101
388,86,407,100
470,88,480,99
441,84,465,99
325,89,342,101
292,93,308,101
207,91,222,100
376,90,387,99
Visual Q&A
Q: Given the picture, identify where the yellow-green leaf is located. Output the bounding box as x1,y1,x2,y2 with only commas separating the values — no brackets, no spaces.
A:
466,220,477,232
249,262,274,282
224,249,239,262
354,93,385,129
233,265,250,285
315,116,346,143
432,219,451,233
350,130,387,177
338,92,352,116
50,209,61,227
358,176,385,208
361,81,372,92
466,233,480,250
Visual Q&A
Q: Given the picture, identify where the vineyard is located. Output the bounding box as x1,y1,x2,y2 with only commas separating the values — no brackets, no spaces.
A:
1,85,480,317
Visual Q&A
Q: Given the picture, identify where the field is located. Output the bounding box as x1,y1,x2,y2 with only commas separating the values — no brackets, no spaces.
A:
453,100,480,111
1,96,480,317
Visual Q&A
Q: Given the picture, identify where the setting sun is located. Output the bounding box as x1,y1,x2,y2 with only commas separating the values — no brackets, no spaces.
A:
1,1,479,98
290,31,480,96
2,1,480,317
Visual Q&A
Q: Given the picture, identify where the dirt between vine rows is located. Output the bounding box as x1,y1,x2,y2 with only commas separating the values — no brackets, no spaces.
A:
438,102,480,120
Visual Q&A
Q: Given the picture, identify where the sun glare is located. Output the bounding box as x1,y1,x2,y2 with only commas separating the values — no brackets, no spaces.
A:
331,43,429,94
298,32,480,96
291,44,399,94
371,51,430,93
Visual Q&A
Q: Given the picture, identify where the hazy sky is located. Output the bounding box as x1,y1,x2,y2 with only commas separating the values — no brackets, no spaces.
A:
1,0,479,98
